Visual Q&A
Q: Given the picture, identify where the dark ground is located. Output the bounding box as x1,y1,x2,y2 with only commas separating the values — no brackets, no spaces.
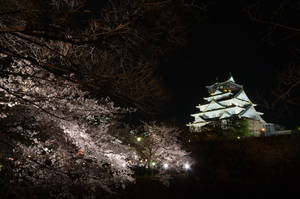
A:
1,134,300,199
120,134,300,198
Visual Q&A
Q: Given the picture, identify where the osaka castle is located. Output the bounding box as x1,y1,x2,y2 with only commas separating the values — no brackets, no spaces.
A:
187,75,266,136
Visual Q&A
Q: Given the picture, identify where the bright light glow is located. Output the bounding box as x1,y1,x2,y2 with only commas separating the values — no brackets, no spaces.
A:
237,136,240,139
151,162,156,166
163,163,168,169
261,128,265,132
137,137,142,142
184,163,190,170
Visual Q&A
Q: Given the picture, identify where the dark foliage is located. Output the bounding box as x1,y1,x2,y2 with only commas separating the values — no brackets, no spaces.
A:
198,117,250,139
0,0,207,116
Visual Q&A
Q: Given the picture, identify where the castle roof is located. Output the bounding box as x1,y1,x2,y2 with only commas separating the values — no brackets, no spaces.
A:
206,75,243,92
192,106,245,119
219,111,232,119
188,74,265,130
204,92,233,102
239,104,265,122
234,89,251,102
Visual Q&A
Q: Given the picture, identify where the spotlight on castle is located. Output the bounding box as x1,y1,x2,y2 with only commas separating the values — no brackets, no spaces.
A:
186,74,273,137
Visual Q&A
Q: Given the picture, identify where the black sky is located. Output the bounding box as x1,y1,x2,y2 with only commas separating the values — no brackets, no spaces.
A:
82,0,297,128
160,2,295,128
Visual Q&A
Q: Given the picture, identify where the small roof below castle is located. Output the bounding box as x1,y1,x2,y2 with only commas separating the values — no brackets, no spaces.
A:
190,114,206,123
219,111,232,119
239,105,265,123
186,121,210,128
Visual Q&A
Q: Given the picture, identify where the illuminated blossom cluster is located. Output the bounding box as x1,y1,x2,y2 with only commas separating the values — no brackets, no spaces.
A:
0,59,138,194
0,57,194,196
137,122,194,173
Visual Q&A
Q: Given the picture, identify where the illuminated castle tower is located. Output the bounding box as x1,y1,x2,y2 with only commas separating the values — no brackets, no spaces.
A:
187,75,266,136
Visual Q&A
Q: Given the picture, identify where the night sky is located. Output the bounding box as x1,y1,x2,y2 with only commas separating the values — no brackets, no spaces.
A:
77,1,298,128
159,2,296,128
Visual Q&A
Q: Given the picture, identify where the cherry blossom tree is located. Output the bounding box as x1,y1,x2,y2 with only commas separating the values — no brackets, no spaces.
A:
0,56,194,196
0,0,199,193
0,0,205,115
132,122,194,173
0,58,139,196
